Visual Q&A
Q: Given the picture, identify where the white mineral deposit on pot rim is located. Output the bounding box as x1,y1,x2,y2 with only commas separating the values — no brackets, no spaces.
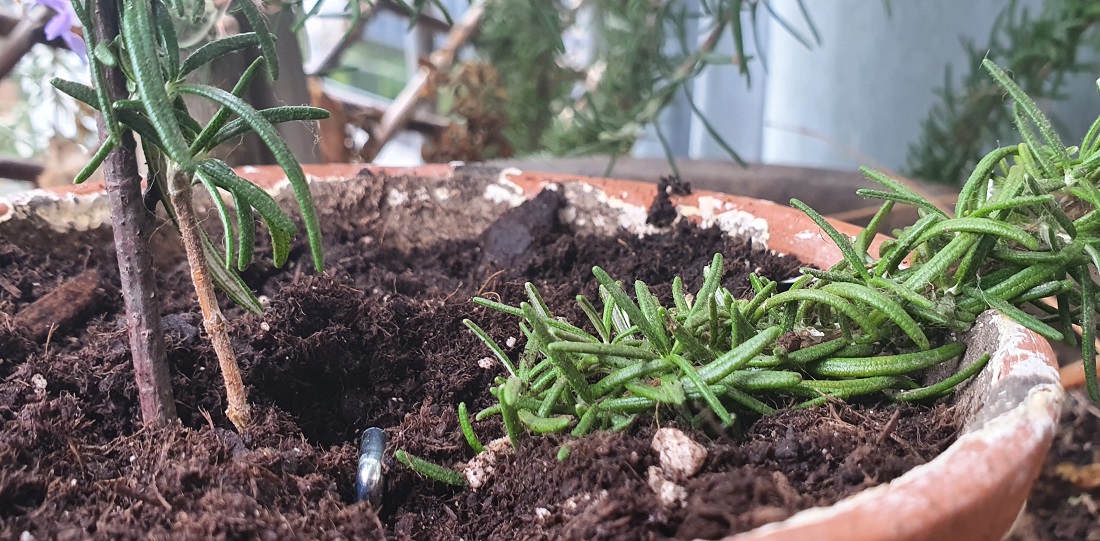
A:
483,168,527,206
695,195,770,247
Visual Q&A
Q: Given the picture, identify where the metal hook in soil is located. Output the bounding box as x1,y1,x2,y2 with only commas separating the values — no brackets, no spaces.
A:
356,427,386,506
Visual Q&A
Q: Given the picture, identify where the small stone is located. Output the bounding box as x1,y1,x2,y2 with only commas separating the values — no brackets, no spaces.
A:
464,438,511,490
20,531,35,541
30,373,47,391
534,507,551,521
477,357,495,369
652,428,707,480
647,466,687,507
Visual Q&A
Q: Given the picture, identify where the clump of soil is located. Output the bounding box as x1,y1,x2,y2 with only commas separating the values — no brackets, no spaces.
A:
0,171,956,540
1008,391,1100,541
647,175,692,228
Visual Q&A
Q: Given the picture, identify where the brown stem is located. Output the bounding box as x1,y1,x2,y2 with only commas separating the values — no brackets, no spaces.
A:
0,11,77,50
307,2,380,75
0,157,44,184
166,166,251,430
0,4,54,81
359,0,485,162
94,0,176,425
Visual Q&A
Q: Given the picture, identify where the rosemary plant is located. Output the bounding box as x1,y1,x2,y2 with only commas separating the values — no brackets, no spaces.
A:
475,0,818,172
461,60,1100,449
57,0,328,429
906,0,1100,185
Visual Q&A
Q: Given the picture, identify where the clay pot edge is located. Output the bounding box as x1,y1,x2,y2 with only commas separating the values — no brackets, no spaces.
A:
0,162,1064,541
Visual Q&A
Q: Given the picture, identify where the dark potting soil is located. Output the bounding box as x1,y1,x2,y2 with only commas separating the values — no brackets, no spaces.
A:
0,171,957,540
1007,390,1100,541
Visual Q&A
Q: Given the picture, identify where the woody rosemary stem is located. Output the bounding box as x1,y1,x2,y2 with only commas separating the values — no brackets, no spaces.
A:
167,165,252,430
94,0,176,425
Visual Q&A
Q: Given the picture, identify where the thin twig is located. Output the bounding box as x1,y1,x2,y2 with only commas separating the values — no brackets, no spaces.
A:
306,1,381,75
166,166,251,430
0,157,45,184
359,0,485,162
875,408,902,445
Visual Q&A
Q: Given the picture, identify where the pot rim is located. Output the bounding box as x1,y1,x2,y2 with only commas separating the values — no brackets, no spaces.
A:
0,162,1063,541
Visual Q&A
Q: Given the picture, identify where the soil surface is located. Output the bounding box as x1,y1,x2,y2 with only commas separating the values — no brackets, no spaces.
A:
1008,390,1100,541
0,171,957,540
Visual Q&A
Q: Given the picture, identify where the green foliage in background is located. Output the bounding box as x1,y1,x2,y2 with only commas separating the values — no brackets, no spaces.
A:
474,0,817,170
477,0,571,154
906,0,1100,184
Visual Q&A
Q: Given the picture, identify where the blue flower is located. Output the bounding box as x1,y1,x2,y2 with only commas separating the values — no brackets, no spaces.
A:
33,0,87,62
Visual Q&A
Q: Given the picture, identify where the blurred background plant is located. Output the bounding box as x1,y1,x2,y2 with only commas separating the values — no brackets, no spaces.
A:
905,0,1100,185
3,0,1100,189
0,46,94,158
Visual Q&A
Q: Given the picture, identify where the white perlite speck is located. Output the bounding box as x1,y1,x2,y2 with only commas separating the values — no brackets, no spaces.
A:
386,188,409,207
647,466,688,507
463,438,512,490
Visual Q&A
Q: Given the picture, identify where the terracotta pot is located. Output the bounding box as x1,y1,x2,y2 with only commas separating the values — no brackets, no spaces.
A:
0,163,1063,541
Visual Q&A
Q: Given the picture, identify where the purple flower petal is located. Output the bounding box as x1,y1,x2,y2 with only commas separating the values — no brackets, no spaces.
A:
33,0,68,11
61,32,88,62
31,0,87,63
43,14,69,41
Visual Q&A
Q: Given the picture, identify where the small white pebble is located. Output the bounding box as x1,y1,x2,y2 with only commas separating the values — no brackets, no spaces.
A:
477,357,495,369
647,466,687,507
534,507,551,521
464,438,511,490
506,337,517,348
260,322,271,332
652,428,707,480
20,531,34,541
130,455,137,463
30,374,47,391
70,479,77,487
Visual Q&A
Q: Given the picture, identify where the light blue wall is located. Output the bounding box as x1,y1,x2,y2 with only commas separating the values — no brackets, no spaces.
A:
319,0,1100,175
633,0,1100,179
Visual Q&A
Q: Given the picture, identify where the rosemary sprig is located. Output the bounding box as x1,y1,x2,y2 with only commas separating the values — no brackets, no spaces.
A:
461,60,1100,450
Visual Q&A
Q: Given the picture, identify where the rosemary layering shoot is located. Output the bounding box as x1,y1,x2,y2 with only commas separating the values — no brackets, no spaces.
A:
446,60,1100,463
60,0,328,429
